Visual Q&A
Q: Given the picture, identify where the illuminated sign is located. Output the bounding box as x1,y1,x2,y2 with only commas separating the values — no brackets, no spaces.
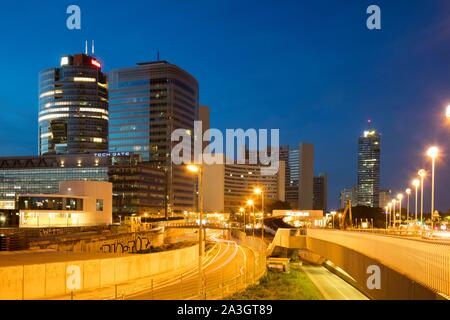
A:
91,59,101,68
286,211,310,217
94,152,130,158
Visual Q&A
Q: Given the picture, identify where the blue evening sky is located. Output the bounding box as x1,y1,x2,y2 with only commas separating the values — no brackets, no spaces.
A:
1,0,450,211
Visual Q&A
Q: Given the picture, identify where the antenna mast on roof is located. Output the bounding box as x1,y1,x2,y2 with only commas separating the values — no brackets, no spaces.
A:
85,40,88,55
92,40,95,55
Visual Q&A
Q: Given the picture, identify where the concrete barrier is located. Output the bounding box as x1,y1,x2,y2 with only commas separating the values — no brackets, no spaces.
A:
0,244,198,300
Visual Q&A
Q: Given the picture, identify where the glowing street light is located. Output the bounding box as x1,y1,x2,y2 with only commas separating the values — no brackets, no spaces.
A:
418,169,426,224
446,105,450,119
397,194,403,227
426,146,439,229
405,188,411,221
186,164,200,173
412,179,420,222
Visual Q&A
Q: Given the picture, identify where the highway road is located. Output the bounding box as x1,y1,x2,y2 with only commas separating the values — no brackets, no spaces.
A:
300,264,368,300
128,235,263,300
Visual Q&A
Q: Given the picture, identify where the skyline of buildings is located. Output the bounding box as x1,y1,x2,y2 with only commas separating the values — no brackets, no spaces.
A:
1,48,416,217
0,49,328,225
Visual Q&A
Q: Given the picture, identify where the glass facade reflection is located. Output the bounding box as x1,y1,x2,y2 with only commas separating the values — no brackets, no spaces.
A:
0,154,166,218
108,61,199,214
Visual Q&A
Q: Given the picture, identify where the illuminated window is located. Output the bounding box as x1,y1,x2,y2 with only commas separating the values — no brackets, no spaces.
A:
96,199,104,212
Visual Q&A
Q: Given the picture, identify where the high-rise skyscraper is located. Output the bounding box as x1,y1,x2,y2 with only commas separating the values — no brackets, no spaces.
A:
280,143,314,209
356,124,381,207
39,54,108,155
108,60,199,214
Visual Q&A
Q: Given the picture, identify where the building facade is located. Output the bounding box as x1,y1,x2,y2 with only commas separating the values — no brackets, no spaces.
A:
39,54,108,155
202,157,285,213
340,186,357,209
108,61,199,214
356,127,381,207
313,173,328,211
19,181,112,228
379,189,392,209
280,143,314,210
0,154,166,222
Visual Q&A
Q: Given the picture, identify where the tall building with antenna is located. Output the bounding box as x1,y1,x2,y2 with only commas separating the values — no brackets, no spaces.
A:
108,60,199,215
356,120,381,207
38,45,108,155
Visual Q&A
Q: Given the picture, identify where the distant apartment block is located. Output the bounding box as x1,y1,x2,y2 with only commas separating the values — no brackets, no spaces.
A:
313,173,328,211
280,143,314,210
202,155,285,213
340,186,357,209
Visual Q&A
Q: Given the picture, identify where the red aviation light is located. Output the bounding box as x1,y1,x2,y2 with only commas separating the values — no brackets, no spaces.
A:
91,59,101,68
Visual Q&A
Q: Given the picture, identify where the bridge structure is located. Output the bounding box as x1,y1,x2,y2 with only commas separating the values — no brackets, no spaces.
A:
164,222,232,231
267,228,450,300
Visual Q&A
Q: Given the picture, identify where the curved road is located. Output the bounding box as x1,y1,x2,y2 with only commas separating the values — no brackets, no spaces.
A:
128,235,262,300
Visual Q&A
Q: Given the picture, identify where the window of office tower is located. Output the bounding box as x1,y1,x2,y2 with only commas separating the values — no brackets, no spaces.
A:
108,75,151,161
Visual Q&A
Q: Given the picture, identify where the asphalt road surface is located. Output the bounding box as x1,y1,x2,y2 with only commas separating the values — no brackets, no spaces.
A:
301,264,369,300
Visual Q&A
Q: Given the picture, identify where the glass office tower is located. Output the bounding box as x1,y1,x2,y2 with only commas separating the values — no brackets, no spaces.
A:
108,61,199,214
357,128,381,208
39,54,108,155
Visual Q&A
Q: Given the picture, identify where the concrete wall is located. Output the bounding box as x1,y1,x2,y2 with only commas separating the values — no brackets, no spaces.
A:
30,229,165,253
0,245,198,300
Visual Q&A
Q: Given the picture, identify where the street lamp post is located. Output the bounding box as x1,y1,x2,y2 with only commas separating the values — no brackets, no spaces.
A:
239,207,245,232
418,169,426,225
405,188,411,222
384,206,389,230
186,164,204,297
254,187,264,245
392,199,397,228
386,202,392,229
397,194,403,228
246,199,254,236
412,179,420,222
427,146,439,230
